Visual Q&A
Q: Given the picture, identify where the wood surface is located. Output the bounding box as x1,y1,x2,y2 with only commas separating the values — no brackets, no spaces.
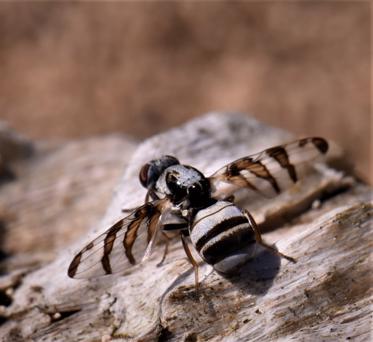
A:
0,113,371,342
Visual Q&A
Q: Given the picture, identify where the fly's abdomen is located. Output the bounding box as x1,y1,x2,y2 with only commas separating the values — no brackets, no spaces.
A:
190,201,256,273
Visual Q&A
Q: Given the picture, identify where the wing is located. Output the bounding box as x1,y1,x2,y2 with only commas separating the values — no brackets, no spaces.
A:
68,198,170,279
209,137,328,199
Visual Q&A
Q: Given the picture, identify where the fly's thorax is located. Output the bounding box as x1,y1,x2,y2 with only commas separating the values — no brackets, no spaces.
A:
189,201,256,269
156,164,211,208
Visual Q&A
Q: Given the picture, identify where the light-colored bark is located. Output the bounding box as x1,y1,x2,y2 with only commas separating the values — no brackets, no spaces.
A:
0,113,371,342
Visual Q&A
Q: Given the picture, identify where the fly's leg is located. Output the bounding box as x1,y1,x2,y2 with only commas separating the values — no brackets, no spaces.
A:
180,232,200,291
157,232,171,267
244,210,296,263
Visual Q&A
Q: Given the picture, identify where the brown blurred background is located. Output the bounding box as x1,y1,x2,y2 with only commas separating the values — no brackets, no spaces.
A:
0,2,371,181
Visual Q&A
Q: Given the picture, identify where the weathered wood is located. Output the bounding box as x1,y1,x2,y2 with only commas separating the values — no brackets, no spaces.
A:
0,113,371,342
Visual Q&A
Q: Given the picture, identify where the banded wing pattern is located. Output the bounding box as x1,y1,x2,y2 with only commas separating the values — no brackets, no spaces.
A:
209,137,328,199
68,199,169,279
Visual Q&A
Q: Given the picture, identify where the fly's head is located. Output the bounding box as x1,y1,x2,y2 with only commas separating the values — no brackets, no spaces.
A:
139,155,180,191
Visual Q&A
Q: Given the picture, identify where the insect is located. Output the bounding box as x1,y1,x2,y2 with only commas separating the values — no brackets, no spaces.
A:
68,137,328,289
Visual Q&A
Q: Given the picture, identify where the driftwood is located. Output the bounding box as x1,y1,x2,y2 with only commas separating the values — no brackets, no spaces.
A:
0,113,371,342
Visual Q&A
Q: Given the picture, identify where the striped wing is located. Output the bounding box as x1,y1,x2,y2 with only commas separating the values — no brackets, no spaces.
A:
68,198,169,279
209,137,328,199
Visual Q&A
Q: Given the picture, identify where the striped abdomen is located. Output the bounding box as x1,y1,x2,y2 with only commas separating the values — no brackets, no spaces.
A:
190,201,256,273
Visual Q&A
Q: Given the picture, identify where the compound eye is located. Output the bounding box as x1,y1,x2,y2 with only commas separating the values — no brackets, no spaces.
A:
139,163,150,188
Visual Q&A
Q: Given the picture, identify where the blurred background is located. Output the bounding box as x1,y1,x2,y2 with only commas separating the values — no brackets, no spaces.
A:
0,1,370,181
